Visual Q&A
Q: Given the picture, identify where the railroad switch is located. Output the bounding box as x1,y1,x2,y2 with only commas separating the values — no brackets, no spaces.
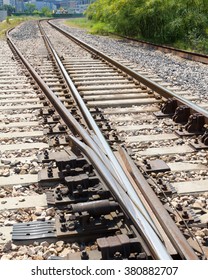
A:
55,200,123,239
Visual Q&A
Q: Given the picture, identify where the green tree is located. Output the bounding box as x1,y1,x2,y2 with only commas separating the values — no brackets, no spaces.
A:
41,7,52,17
86,0,208,52
2,4,15,16
25,3,36,14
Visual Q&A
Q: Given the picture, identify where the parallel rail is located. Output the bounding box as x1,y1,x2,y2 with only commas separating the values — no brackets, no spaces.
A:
110,33,208,64
49,20,208,125
4,19,204,260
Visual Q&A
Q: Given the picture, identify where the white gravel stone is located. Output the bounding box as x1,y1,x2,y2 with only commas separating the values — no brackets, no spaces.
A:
2,240,12,252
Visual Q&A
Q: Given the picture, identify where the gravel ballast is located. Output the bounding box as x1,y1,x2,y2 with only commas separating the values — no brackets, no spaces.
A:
56,19,208,97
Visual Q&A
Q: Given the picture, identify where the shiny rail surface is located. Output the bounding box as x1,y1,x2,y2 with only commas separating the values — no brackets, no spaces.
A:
2,19,206,260
6,28,173,260
49,20,208,125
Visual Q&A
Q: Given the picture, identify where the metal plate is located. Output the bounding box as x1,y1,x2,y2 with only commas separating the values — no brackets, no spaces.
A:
12,220,56,241
142,159,170,173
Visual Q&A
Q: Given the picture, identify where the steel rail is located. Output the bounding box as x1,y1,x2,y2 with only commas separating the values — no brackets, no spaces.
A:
109,33,208,64
118,147,199,260
38,21,160,232
49,20,208,124
6,30,171,259
69,135,172,260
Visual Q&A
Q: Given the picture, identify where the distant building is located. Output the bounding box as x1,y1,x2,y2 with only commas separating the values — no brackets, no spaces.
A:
0,10,7,21
35,1,56,11
3,0,15,6
13,0,94,13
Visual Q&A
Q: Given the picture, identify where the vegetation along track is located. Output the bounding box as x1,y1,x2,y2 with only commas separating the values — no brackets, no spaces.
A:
1,18,208,260
109,34,208,65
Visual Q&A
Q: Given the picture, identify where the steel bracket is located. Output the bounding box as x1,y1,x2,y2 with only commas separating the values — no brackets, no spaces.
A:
38,167,64,185
141,159,170,173
190,130,208,150
55,212,120,239
172,105,190,123
154,98,178,118
97,235,146,260
38,149,77,163
43,124,68,135
176,113,205,136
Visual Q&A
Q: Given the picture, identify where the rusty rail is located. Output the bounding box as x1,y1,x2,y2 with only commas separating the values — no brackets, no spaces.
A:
110,33,208,64
69,135,173,260
38,21,160,233
6,28,172,260
117,147,199,260
49,20,208,124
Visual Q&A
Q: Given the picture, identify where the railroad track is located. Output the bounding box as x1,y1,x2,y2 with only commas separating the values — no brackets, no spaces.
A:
109,33,208,65
0,19,208,260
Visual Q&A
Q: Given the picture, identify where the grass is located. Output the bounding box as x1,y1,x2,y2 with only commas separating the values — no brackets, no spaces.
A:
0,16,40,38
64,18,93,30
64,17,114,36
64,17,208,54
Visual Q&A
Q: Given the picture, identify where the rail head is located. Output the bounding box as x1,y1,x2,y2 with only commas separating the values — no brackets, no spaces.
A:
48,20,208,124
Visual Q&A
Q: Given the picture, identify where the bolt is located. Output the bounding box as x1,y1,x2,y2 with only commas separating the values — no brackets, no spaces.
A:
68,222,76,230
81,251,89,260
59,213,66,223
48,108,55,115
55,136,59,144
49,126,53,133
146,163,151,170
114,252,122,260
56,193,62,201
77,184,83,193
44,150,49,159
55,187,60,194
65,164,71,172
47,167,53,178
194,138,199,144
182,211,189,219
65,136,70,142
59,125,66,131
60,223,67,232
100,215,105,222
143,159,147,165
158,178,163,184
89,216,94,223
